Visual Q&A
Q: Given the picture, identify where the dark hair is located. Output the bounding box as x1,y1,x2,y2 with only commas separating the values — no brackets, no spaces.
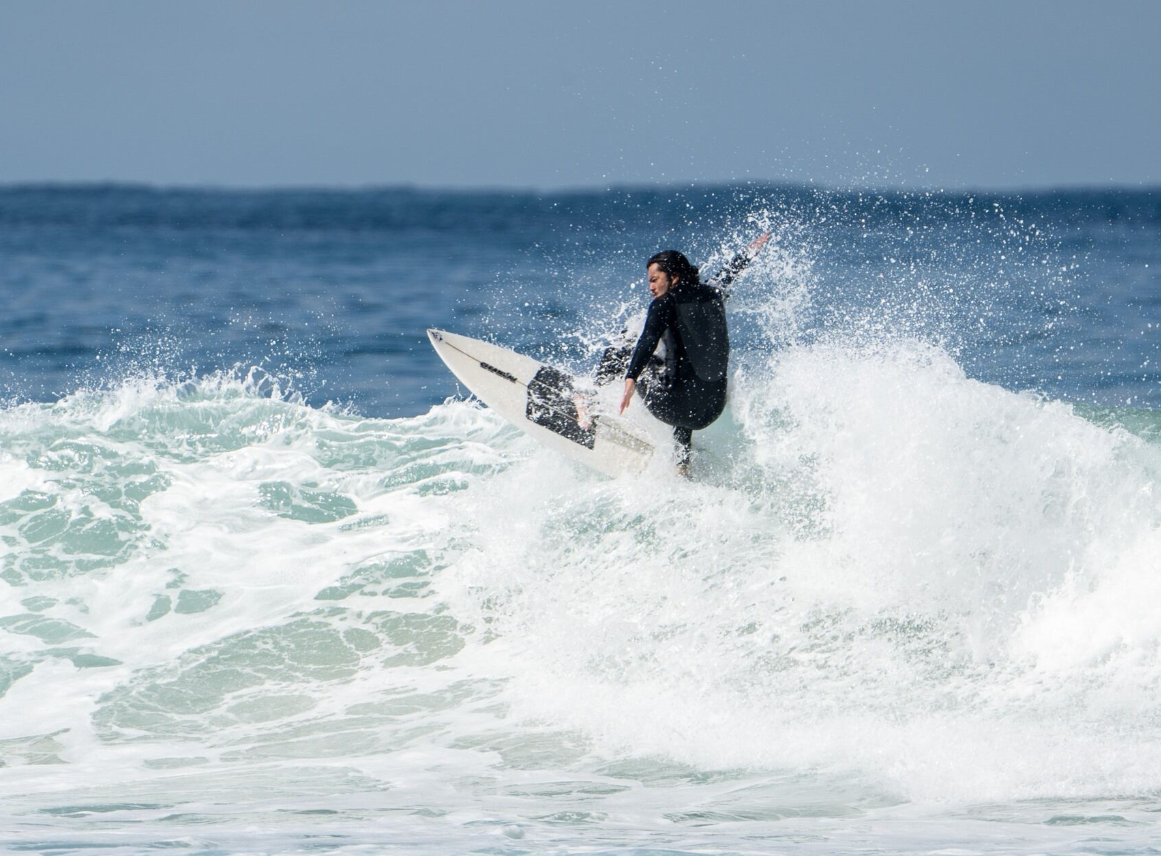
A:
646,250,699,286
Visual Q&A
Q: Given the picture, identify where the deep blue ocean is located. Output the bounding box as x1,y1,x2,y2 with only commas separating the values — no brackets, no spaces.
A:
2,183,1161,855
3,184,1159,415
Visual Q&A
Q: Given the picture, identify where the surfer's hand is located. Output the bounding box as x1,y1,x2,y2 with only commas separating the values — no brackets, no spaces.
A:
748,231,772,257
619,378,636,414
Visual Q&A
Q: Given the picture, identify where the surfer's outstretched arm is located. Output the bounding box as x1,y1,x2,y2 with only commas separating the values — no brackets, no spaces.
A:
707,231,772,298
619,296,671,413
625,297,671,381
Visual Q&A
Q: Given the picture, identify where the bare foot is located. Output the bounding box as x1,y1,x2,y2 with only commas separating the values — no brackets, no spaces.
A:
573,394,593,430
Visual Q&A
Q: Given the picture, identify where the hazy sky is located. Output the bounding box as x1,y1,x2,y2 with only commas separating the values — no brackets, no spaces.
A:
2,0,1158,190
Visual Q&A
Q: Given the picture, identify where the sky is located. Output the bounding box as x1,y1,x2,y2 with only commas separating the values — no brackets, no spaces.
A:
1,0,1159,191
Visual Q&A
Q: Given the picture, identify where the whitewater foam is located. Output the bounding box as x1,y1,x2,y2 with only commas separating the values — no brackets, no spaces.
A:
3,344,1161,852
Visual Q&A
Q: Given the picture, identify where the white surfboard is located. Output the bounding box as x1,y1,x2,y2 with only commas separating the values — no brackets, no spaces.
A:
427,329,658,476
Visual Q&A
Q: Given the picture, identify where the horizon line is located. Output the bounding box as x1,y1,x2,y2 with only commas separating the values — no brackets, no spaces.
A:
2,178,1160,198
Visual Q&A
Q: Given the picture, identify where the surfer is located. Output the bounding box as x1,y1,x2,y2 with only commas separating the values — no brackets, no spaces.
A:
606,233,770,474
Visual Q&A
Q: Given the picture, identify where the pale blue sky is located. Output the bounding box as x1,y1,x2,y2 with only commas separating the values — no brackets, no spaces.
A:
2,0,1158,189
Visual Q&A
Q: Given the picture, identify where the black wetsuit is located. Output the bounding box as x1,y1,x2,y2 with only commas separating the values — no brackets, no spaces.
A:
597,252,753,466
626,280,729,448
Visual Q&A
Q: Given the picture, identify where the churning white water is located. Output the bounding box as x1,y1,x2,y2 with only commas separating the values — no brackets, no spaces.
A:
3,330,1161,853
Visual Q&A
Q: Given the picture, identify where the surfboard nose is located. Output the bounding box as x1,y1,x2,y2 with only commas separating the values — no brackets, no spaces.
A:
427,328,444,344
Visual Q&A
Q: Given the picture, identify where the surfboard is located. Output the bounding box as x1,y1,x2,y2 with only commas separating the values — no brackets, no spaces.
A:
427,329,658,476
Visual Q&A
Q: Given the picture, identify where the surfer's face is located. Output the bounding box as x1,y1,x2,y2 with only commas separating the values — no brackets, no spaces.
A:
647,263,676,299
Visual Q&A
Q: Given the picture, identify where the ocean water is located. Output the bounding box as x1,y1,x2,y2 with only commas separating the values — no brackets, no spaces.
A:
1,183,1161,854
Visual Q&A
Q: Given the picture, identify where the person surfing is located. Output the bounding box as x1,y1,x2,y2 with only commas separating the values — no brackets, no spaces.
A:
600,233,771,475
